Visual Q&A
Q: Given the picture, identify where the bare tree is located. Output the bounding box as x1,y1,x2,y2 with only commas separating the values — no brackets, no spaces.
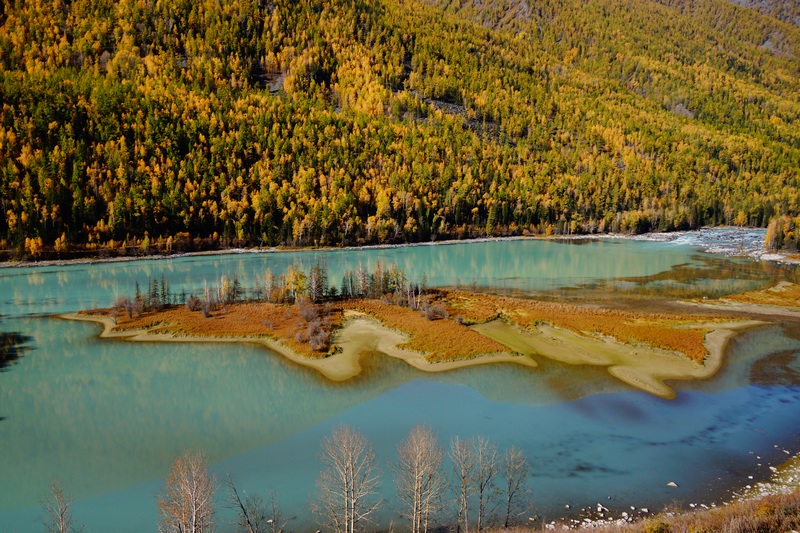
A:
472,436,499,532
394,425,447,533
501,446,530,528
450,436,475,533
308,264,324,303
356,262,369,297
41,479,83,533
157,450,216,533
312,425,381,533
225,474,284,533
265,491,284,533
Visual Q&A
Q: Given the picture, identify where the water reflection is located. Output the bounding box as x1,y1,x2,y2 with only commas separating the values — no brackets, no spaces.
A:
0,331,31,372
570,255,799,300
751,350,800,387
3,238,779,318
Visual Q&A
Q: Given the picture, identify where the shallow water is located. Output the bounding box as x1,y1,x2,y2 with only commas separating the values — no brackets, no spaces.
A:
1,233,800,532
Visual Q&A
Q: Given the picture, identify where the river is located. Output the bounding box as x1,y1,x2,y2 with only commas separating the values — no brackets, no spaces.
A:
1,232,799,531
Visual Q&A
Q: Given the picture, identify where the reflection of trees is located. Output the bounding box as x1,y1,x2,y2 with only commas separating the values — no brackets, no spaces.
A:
547,255,800,300
0,332,32,372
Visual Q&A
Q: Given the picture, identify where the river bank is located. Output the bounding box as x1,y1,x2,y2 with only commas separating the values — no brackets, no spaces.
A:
5,227,799,270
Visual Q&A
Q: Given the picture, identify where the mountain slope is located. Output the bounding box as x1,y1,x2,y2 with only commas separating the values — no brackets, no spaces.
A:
0,0,799,256
728,0,800,27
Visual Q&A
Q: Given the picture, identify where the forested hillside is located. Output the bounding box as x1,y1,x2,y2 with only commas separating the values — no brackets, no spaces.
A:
1,0,799,257
727,0,800,27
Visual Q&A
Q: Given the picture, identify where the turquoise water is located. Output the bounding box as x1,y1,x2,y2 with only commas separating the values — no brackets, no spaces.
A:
1,235,800,531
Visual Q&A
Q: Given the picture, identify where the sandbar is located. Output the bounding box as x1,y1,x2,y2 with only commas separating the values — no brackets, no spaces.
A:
473,318,765,399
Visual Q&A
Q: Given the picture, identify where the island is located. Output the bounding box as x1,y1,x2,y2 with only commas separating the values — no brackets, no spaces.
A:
62,261,796,399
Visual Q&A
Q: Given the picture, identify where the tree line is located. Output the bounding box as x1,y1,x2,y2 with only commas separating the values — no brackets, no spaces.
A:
113,260,443,353
2,0,800,259
114,260,429,315
42,424,531,533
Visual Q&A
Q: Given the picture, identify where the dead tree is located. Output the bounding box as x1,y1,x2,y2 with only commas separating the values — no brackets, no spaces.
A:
312,425,381,532
157,450,216,533
472,436,499,532
394,425,447,533
450,436,475,533
41,479,83,533
501,446,530,528
225,474,284,533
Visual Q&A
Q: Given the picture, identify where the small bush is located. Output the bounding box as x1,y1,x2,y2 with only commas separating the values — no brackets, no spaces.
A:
422,301,449,321
307,319,330,351
114,296,133,318
185,295,202,311
297,297,319,322
641,520,671,533
131,298,143,318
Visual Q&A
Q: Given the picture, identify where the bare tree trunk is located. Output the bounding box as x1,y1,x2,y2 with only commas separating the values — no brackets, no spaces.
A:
225,474,257,533
472,436,499,532
41,479,82,533
268,491,284,533
502,446,530,528
312,425,381,533
226,476,285,533
394,425,446,533
450,436,475,533
157,450,216,533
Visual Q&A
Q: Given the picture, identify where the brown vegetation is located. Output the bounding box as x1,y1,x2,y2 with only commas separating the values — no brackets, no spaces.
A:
96,285,731,364
111,301,344,358
443,290,720,363
725,282,800,309
568,490,800,533
347,299,508,363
